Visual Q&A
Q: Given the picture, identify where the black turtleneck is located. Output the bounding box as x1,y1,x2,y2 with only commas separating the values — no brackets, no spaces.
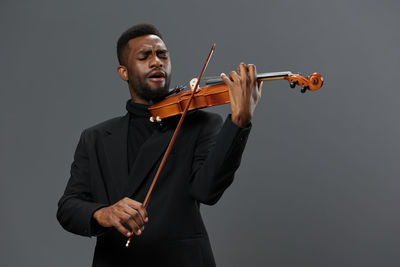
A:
126,100,158,174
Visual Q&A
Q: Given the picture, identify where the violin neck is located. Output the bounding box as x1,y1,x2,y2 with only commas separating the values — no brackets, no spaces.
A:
205,71,293,85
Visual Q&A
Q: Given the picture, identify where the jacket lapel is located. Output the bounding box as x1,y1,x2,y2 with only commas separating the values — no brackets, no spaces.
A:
102,113,175,203
102,114,130,204
124,125,174,199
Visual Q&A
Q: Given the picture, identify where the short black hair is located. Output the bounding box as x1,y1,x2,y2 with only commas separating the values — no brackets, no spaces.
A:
117,24,163,65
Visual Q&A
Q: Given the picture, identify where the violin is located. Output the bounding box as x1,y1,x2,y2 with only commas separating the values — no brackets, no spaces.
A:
148,71,324,122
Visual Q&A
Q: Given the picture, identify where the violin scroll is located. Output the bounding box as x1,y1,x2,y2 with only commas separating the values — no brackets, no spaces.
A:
285,72,323,93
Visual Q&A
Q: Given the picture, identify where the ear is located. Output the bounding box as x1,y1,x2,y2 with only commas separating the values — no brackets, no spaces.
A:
117,65,129,81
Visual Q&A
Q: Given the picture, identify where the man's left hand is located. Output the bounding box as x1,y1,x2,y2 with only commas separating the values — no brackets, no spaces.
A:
220,63,262,128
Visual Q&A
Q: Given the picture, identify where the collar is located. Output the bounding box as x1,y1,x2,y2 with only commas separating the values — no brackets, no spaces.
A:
126,100,151,118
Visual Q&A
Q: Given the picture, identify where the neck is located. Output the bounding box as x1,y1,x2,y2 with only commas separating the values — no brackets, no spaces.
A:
205,71,294,85
129,87,151,105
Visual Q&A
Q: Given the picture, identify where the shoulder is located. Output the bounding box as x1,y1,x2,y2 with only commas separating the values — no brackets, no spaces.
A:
80,114,128,140
85,114,127,132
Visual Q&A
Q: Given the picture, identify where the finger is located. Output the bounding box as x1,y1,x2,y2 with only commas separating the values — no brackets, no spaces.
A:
123,207,145,232
123,198,148,222
136,205,148,223
220,73,232,85
257,81,263,93
238,63,247,84
124,213,143,235
117,208,142,235
247,64,257,88
248,64,256,81
115,209,142,235
237,62,248,73
122,203,146,228
112,220,133,237
122,197,141,208
229,71,240,83
219,72,231,84
258,81,264,93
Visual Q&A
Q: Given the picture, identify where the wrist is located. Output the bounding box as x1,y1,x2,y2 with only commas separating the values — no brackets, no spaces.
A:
93,207,105,222
231,113,251,128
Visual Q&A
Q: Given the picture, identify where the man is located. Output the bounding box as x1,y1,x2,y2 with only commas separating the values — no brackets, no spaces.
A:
57,24,261,267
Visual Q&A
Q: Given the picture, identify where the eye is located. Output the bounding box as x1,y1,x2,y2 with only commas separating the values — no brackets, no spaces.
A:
158,51,169,59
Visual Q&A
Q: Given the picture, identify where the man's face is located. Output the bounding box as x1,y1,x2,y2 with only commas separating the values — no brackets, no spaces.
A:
122,34,171,103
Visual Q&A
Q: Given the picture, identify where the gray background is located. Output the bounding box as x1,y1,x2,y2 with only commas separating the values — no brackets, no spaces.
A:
1,0,399,266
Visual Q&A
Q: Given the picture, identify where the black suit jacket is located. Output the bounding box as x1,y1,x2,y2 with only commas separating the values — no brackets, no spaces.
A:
57,110,251,267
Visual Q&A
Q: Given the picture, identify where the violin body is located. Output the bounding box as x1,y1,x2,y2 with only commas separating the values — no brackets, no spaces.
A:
149,84,230,121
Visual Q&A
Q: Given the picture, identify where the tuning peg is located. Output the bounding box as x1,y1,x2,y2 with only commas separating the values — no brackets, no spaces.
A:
290,81,298,88
301,86,309,93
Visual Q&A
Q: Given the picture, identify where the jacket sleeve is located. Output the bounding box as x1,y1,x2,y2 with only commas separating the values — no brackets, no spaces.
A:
189,114,252,205
56,130,107,237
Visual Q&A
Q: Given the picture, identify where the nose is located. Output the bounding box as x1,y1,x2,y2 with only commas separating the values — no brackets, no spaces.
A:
149,54,163,68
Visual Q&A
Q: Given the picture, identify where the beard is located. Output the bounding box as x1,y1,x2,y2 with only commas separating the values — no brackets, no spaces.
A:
128,70,171,103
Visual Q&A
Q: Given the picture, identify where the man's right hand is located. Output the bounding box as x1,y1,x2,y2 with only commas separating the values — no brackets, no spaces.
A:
93,197,148,237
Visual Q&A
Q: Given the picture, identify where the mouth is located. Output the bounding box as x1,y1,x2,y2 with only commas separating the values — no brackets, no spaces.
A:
147,70,166,83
